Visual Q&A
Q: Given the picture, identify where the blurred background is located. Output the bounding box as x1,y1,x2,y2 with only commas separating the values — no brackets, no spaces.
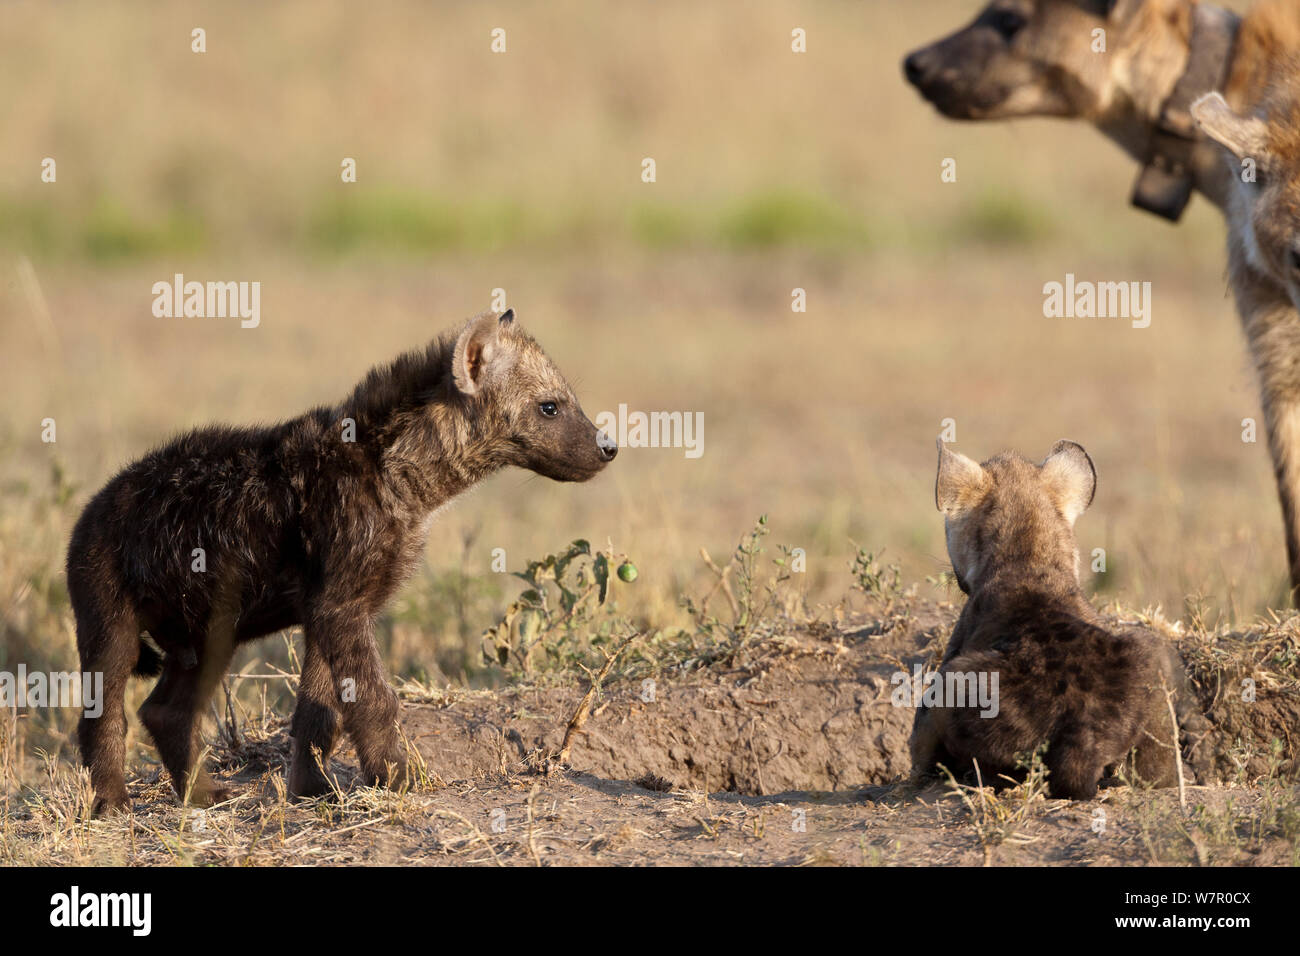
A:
0,0,1277,734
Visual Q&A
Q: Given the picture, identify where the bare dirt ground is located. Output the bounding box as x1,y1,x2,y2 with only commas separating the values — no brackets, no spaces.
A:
7,598,1297,867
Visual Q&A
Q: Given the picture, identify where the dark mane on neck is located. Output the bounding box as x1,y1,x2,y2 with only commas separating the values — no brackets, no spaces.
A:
338,334,457,429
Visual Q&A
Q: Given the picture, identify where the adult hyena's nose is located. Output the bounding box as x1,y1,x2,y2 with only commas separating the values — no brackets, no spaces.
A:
597,431,618,462
903,49,932,86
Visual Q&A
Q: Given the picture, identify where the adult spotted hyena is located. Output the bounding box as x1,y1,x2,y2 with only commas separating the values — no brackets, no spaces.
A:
68,309,617,814
909,439,1209,800
905,0,1300,604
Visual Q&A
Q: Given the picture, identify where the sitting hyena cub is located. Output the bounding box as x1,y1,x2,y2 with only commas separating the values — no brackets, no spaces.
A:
68,309,617,814
909,439,1209,800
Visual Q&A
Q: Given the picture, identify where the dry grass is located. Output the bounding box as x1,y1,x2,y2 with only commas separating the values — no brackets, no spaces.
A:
4,598,1294,867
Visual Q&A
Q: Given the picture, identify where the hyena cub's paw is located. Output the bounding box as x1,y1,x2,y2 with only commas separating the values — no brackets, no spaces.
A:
367,755,411,791
91,793,133,818
1182,719,1218,786
354,725,411,791
185,782,234,808
287,742,336,800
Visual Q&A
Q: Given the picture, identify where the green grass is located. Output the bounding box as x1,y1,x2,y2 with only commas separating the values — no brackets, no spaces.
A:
2,187,885,261
0,196,209,261
717,190,874,250
947,190,1056,246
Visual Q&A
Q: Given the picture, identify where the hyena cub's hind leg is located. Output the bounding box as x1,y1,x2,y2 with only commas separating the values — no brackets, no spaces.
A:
1127,646,1216,789
1043,742,1106,801
69,567,141,815
136,639,237,808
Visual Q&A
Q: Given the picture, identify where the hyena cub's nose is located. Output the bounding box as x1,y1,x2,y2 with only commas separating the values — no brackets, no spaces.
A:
597,431,618,462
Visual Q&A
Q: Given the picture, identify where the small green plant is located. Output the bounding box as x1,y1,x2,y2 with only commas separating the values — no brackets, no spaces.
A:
683,515,797,663
382,549,502,683
480,539,638,677
926,569,959,597
850,546,909,614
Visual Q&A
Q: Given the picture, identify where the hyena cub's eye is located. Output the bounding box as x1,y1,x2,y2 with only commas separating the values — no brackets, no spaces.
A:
539,401,559,418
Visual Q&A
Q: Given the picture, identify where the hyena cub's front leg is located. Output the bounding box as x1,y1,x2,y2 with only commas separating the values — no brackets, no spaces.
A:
908,706,954,786
288,639,343,798
303,602,408,792
908,709,939,785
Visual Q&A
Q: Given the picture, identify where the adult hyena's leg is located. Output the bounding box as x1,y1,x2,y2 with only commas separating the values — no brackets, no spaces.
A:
1241,295,1300,605
1260,396,1300,603
306,601,407,788
288,637,342,798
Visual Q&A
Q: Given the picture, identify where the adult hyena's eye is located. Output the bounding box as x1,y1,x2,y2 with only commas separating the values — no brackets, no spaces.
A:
539,401,559,417
989,9,1026,40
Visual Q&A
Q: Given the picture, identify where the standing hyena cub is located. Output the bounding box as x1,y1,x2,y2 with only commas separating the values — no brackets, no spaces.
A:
68,309,617,814
909,439,1209,800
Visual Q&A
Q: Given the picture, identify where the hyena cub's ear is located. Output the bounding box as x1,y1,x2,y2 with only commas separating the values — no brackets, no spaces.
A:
1192,93,1269,162
1040,439,1096,525
935,439,989,515
453,309,517,395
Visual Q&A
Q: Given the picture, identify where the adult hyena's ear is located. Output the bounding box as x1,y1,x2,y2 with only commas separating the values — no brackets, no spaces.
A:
1075,0,1124,20
1102,0,1154,22
453,309,516,395
935,439,989,515
1192,93,1269,162
1041,439,1096,525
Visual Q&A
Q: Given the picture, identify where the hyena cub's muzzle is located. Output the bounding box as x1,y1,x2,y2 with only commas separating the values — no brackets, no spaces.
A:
527,415,617,483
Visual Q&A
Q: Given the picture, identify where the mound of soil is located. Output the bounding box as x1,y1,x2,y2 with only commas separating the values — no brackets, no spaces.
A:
21,598,1294,867
398,601,1299,795
1182,622,1300,781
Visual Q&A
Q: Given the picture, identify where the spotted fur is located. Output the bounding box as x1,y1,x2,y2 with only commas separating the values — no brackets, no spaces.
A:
910,439,1210,799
